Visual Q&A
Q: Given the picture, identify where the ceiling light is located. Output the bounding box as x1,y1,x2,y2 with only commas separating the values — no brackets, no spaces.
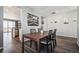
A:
52,12,56,14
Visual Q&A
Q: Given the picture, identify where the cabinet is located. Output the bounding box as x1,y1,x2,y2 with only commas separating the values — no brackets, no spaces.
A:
12,20,21,41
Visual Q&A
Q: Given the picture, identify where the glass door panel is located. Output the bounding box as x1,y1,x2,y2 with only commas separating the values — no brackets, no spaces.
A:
3,20,15,33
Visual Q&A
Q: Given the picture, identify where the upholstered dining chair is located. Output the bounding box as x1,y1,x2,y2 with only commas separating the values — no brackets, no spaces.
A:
39,29,57,53
51,29,57,48
30,29,37,50
48,30,53,35
30,29,36,33
38,28,41,33
39,34,53,53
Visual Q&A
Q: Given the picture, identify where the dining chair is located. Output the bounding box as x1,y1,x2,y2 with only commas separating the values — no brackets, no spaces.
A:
39,34,53,53
51,29,57,48
30,29,38,50
38,28,41,33
30,29,36,33
48,30,53,35
39,29,57,53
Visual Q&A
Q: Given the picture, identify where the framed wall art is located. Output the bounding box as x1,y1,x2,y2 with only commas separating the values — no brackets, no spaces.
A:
27,13,39,26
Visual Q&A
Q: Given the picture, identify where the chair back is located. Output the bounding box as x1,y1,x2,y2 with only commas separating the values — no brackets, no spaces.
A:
30,29,36,33
48,30,53,35
51,29,57,40
53,29,56,35
38,28,41,33
43,34,52,43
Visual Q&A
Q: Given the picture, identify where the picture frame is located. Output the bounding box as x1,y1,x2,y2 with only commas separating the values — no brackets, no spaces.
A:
27,13,39,26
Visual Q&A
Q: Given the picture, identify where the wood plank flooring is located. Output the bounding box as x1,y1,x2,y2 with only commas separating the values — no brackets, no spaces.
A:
0,33,79,53
54,36,79,53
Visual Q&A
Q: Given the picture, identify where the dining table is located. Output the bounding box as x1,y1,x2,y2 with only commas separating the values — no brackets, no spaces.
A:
22,31,49,53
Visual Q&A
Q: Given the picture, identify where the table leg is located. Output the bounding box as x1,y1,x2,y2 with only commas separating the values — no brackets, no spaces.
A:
30,40,32,47
22,35,24,53
37,40,40,53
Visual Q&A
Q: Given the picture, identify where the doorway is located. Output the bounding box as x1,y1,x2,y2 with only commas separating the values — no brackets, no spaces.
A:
3,19,15,52
3,20,15,33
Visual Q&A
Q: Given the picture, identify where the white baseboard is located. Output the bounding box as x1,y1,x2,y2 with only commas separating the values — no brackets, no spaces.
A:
57,35,77,38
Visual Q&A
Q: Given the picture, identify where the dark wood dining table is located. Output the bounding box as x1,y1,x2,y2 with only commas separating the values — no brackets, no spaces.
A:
22,32,48,53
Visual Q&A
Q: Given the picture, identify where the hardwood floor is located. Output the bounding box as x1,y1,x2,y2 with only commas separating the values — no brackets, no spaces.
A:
54,36,79,53
24,36,79,53
1,32,22,53
0,33,79,53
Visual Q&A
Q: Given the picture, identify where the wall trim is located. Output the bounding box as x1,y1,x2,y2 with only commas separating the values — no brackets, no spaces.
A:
57,35,77,39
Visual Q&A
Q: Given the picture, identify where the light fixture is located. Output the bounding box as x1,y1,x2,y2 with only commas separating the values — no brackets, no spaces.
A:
51,12,56,14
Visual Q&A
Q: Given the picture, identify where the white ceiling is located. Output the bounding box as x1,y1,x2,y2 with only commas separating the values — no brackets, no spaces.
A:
4,6,21,20
24,6,77,17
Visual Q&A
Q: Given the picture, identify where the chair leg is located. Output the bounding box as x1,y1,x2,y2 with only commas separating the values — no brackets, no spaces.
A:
50,44,53,53
47,45,49,53
55,39,57,46
53,41,55,49
30,40,32,47
35,42,38,50
39,43,41,53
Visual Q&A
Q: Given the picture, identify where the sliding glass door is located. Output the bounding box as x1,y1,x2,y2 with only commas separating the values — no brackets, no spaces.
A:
3,20,15,33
